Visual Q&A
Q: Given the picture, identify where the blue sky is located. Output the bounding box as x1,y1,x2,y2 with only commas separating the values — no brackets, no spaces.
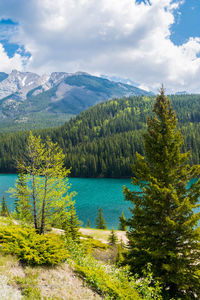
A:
171,0,200,45
0,0,200,93
0,19,30,59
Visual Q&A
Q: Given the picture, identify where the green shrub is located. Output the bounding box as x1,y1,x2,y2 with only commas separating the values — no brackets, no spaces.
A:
0,226,69,265
130,264,162,300
66,241,140,299
66,240,162,299
82,237,108,253
73,256,140,299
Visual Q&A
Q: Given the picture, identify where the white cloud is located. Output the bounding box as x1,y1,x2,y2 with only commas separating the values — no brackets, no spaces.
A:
138,84,150,92
0,0,200,93
0,44,26,72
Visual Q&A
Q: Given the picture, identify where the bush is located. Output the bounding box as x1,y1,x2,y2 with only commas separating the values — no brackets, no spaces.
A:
74,256,141,299
66,240,162,299
81,237,108,253
66,240,140,299
0,226,69,265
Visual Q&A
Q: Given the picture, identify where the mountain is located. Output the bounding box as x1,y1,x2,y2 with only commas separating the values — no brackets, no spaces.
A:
0,70,152,132
1,94,200,176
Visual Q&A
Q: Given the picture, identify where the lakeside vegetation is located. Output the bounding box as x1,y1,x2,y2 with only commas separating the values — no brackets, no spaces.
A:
1,94,200,176
0,216,162,299
0,90,200,299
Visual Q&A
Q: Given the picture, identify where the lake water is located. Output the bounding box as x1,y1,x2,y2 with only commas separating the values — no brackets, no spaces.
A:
0,174,137,229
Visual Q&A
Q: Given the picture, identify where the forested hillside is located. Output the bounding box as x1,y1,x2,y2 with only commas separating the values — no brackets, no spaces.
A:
1,94,200,177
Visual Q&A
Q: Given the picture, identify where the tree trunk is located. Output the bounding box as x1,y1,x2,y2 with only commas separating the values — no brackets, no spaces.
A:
40,176,48,234
32,173,38,231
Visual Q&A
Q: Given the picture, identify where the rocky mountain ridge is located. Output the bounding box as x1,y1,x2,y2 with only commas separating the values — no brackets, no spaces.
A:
0,70,152,131
0,70,152,103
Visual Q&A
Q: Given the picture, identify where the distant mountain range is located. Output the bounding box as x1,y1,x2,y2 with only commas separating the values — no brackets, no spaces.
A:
0,70,153,131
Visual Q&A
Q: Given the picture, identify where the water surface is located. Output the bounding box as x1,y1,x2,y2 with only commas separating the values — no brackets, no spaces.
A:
0,174,136,229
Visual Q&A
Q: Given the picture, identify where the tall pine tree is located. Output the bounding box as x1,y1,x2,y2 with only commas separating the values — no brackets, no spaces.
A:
123,88,200,299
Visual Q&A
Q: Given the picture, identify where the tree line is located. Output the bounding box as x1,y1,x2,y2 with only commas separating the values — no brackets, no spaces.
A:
1,94,200,177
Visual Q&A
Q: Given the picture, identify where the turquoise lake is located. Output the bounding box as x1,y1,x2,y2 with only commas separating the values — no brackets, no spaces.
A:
0,174,137,229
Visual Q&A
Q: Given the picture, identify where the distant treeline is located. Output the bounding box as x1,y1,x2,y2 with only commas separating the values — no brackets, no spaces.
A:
1,94,200,177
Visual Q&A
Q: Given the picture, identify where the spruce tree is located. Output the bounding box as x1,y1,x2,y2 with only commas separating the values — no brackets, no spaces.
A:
108,227,118,246
123,88,200,298
95,207,107,229
10,162,32,224
86,218,91,228
0,196,9,217
118,211,127,231
64,202,80,241
116,244,123,266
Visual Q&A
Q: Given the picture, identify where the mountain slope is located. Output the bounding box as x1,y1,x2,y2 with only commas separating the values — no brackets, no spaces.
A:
1,94,200,176
0,70,152,131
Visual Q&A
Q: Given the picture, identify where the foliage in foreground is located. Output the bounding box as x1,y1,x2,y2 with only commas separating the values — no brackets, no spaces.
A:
0,226,69,265
124,88,200,298
66,239,162,300
9,132,77,235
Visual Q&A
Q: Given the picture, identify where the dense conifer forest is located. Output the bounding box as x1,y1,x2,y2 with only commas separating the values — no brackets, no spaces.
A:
1,94,200,177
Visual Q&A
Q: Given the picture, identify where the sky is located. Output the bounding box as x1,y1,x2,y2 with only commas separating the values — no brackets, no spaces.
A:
0,0,200,93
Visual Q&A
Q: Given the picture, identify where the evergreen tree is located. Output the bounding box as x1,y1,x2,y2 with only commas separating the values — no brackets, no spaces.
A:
10,162,32,224
86,218,91,228
95,207,107,229
118,211,127,231
115,244,123,266
119,237,125,249
123,88,200,298
64,202,80,241
0,196,9,217
2,94,200,177
108,228,118,246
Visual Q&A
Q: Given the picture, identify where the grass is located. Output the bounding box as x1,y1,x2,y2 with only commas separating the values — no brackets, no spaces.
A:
12,269,40,300
0,217,102,299
0,252,101,300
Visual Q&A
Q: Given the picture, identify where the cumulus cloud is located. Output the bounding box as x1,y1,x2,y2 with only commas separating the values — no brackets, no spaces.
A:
0,0,200,92
0,43,27,72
